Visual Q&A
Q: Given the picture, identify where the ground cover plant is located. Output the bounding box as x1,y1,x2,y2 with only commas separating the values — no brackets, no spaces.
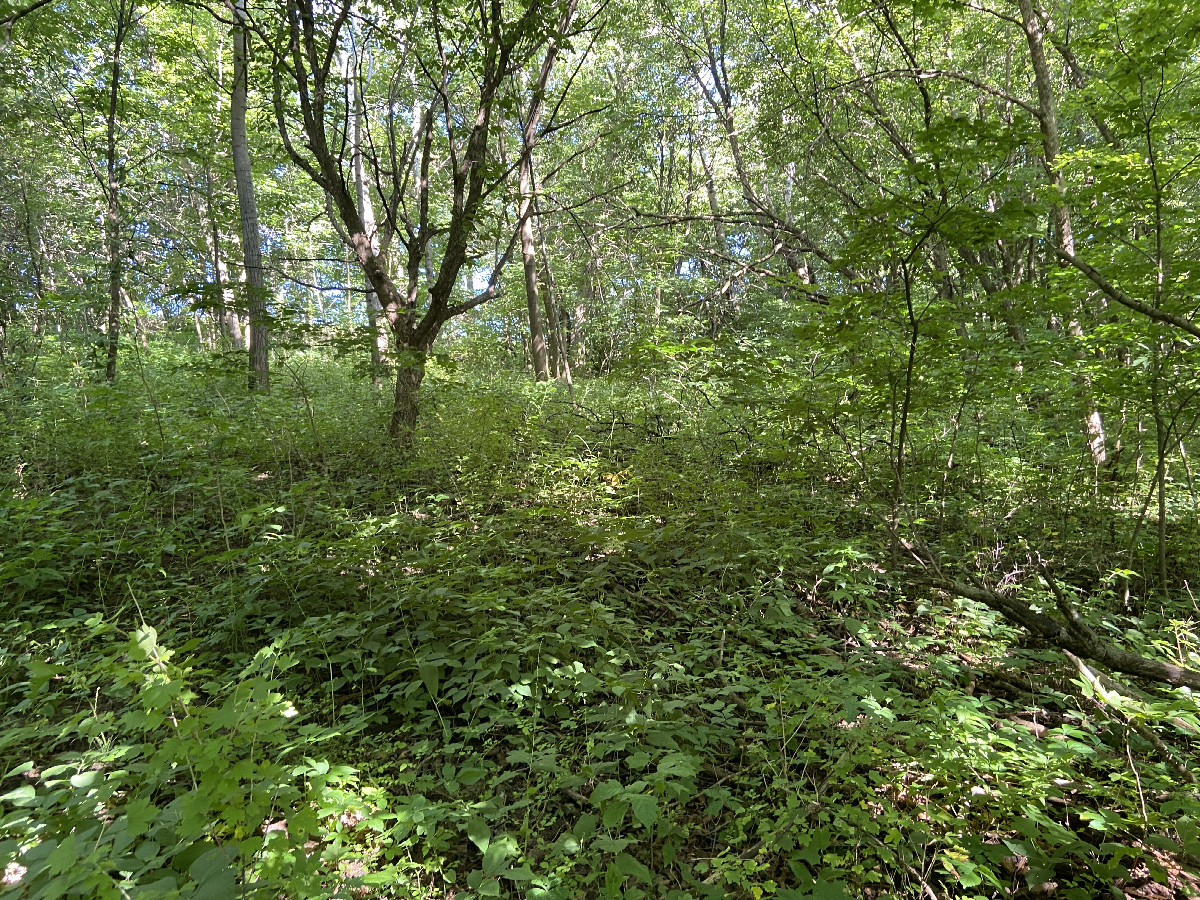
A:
4,0,1200,892
2,339,1199,900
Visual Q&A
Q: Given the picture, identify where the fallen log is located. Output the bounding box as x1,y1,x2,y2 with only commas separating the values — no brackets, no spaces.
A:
908,572,1200,692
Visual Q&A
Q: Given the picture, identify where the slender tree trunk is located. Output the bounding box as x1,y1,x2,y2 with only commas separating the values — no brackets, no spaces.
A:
19,181,48,299
534,208,563,379
232,0,268,391
103,0,132,382
308,233,326,322
543,276,561,378
519,155,550,381
210,227,244,350
1152,346,1170,594
351,63,387,389
1019,0,1105,464
203,173,244,350
1019,0,1073,256
121,287,147,349
515,0,576,383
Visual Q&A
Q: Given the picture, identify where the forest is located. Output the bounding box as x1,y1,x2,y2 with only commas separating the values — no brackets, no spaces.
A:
2,0,1200,896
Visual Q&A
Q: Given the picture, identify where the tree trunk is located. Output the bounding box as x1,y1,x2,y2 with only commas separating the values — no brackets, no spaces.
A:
1019,0,1105,465
121,288,147,349
1152,346,1170,594
272,0,575,446
536,214,562,379
103,0,132,382
351,63,388,389
204,173,244,350
389,350,426,447
516,0,576,383
232,0,268,391
519,155,550,381
914,571,1200,691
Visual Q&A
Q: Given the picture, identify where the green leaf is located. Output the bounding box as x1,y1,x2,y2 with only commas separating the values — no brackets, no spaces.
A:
628,793,658,828
656,753,700,779
467,817,491,853
124,798,158,837
482,839,513,876
614,852,651,883
590,780,624,805
418,662,441,698
812,879,851,899
1,784,36,806
602,799,629,829
70,770,101,789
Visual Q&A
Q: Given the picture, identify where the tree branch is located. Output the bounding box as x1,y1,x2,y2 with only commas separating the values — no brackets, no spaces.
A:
1054,247,1200,340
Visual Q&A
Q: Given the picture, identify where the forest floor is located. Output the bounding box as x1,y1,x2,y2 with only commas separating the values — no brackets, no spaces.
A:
2,351,1199,899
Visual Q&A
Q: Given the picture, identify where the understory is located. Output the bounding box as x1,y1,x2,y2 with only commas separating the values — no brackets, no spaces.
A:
2,346,1199,900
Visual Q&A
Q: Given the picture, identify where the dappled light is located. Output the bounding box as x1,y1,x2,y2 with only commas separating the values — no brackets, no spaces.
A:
4,0,1200,893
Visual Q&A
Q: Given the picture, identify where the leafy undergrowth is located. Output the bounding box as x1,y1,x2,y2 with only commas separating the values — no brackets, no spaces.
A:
1,351,1199,899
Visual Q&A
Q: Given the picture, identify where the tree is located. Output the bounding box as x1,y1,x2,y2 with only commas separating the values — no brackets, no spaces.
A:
266,0,586,443
232,0,269,391
347,44,388,389
103,0,136,381
516,0,578,382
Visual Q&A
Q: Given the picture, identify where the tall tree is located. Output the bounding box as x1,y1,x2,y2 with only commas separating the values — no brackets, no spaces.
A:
266,0,586,444
232,0,268,390
348,46,388,389
103,0,136,381
516,0,578,382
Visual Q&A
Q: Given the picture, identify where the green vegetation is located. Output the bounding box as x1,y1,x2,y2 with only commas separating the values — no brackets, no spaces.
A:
4,0,1200,894
2,340,1198,898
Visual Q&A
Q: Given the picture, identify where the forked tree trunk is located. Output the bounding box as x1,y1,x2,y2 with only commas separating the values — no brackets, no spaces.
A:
232,0,268,391
273,0,576,448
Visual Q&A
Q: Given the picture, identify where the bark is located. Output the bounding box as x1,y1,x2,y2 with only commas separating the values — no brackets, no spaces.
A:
389,349,427,446
1018,0,1073,256
519,157,550,381
204,38,244,351
232,0,268,391
535,207,566,382
18,181,48,299
203,175,244,350
516,1,576,382
891,262,920,563
351,62,388,389
210,224,244,350
575,256,602,371
1019,0,1106,465
103,0,132,382
542,266,561,378
1152,349,1170,593
913,573,1200,690
698,145,733,334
